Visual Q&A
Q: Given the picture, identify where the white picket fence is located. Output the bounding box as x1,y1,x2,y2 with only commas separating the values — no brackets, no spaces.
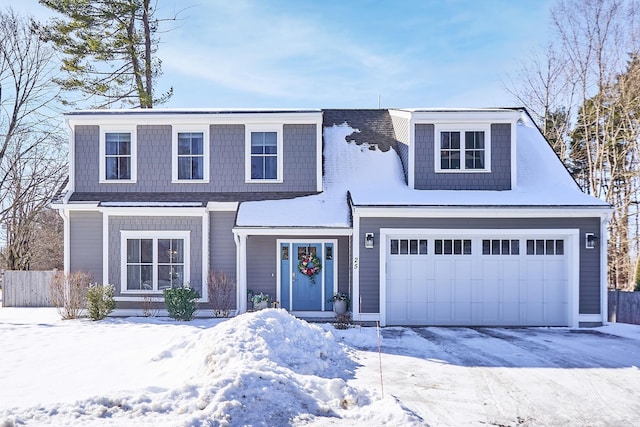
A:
1,270,56,307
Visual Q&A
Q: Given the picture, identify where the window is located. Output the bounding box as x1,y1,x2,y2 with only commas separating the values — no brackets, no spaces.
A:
390,239,428,255
434,239,471,255
121,231,190,292
526,239,564,256
100,126,137,182
172,126,209,182
435,125,490,172
245,125,283,182
482,239,520,255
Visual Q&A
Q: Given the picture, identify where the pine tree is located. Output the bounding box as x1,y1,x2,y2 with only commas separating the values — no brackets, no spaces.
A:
38,0,173,108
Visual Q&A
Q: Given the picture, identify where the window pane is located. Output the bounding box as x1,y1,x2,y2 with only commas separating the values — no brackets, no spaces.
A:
410,239,418,255
127,265,142,290
158,239,171,263
127,239,140,263
501,240,510,255
482,240,490,255
172,239,184,263
390,239,399,254
251,156,264,179
441,132,452,149
419,240,428,254
251,132,264,154
450,155,460,169
158,266,172,290
172,265,184,286
400,239,408,254
453,240,462,254
546,240,555,255
491,239,500,255
463,240,472,255
192,157,203,179
118,157,130,179
264,156,277,179
444,240,453,254
106,139,119,156
178,135,191,155
178,157,191,179
119,140,130,156
526,239,534,255
536,239,545,255
435,240,443,254
555,240,564,255
511,240,519,255
263,131,277,146
191,134,203,155
105,157,118,180
140,239,153,263
141,265,153,289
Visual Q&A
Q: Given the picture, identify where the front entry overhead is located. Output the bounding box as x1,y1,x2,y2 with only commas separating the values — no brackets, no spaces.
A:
383,231,577,326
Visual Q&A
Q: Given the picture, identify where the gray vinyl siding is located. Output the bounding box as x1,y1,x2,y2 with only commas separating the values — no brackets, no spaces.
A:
74,125,100,192
107,216,203,297
210,211,237,281
390,114,410,183
69,211,103,282
246,235,351,302
75,123,318,194
358,216,601,315
414,123,511,190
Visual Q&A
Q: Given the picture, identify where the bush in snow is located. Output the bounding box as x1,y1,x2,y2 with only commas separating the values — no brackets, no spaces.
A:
207,271,235,317
86,283,116,320
49,271,92,320
163,286,199,321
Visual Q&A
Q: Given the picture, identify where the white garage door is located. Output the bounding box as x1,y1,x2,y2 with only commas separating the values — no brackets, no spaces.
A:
385,235,570,326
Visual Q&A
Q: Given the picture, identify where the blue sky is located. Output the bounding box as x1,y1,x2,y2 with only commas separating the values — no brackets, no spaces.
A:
1,0,555,109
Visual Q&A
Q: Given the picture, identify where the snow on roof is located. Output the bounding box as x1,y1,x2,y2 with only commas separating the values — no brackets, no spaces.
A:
236,112,608,228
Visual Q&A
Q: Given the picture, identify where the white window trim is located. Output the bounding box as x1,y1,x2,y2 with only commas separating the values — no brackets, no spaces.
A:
99,125,137,183
120,230,191,294
433,124,491,173
172,125,210,183
244,124,284,183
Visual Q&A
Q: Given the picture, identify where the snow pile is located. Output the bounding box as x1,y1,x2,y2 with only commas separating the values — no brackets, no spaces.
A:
0,309,418,426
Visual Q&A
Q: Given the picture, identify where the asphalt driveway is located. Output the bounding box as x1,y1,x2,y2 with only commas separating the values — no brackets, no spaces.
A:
350,325,640,426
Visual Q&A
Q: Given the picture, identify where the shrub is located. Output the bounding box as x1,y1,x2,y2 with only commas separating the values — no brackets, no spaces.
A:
164,286,200,321
86,283,116,320
208,271,235,318
49,271,92,320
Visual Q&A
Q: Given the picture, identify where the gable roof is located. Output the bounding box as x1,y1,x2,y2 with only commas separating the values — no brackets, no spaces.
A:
235,108,609,228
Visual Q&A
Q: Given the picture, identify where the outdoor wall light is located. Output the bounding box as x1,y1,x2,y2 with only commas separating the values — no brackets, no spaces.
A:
585,233,598,249
365,232,374,249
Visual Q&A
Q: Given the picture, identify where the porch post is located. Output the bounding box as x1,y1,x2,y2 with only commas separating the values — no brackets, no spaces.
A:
234,231,247,314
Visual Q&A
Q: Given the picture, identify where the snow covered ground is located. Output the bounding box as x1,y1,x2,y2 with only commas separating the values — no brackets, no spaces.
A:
1,308,639,426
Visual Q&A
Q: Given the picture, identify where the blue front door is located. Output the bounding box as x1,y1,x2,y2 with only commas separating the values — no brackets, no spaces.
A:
292,243,322,310
279,242,335,311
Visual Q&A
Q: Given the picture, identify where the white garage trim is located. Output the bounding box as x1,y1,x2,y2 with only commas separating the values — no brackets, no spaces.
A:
379,228,580,327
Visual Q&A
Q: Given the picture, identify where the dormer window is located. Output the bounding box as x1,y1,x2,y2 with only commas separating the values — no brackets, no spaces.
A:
435,125,491,173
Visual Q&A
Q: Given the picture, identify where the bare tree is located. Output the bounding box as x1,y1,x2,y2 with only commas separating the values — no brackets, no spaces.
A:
0,8,67,271
506,0,640,290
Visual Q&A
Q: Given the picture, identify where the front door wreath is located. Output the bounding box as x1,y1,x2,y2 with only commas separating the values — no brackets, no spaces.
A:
298,253,322,284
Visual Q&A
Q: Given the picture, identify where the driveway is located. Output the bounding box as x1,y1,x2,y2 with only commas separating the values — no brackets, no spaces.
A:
347,325,640,426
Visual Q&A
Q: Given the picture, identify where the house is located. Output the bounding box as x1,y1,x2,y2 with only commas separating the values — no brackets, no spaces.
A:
52,107,611,327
